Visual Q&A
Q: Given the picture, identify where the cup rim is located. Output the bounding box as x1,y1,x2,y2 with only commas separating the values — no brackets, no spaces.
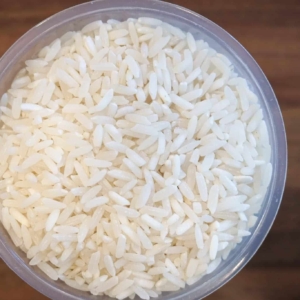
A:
0,0,287,299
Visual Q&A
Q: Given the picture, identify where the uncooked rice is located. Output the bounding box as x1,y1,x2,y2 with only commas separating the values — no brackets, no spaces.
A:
0,16,272,299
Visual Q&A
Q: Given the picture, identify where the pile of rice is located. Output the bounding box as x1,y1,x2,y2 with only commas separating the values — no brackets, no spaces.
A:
0,17,272,299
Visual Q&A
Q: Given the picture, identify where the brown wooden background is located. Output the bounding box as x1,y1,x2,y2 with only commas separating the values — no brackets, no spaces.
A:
0,0,299,299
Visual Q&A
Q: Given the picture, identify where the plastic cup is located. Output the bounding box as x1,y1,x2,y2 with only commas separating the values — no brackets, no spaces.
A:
0,0,287,299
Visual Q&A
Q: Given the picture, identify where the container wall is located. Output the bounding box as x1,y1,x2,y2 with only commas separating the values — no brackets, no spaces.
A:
0,1,287,300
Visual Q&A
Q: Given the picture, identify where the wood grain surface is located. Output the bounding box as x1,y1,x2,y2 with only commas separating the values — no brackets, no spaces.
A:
0,0,299,299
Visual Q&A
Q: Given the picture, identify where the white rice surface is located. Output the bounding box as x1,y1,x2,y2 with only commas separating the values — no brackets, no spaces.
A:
0,17,272,299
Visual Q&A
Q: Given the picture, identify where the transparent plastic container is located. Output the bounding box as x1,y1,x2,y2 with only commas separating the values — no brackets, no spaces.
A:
0,0,287,299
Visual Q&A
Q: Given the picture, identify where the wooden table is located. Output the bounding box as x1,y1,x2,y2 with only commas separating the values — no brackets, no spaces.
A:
0,0,299,299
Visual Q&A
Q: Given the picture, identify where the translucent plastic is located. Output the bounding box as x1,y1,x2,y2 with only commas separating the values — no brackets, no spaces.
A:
0,0,287,299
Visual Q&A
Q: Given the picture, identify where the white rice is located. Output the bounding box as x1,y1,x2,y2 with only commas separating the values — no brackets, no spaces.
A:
0,17,272,299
